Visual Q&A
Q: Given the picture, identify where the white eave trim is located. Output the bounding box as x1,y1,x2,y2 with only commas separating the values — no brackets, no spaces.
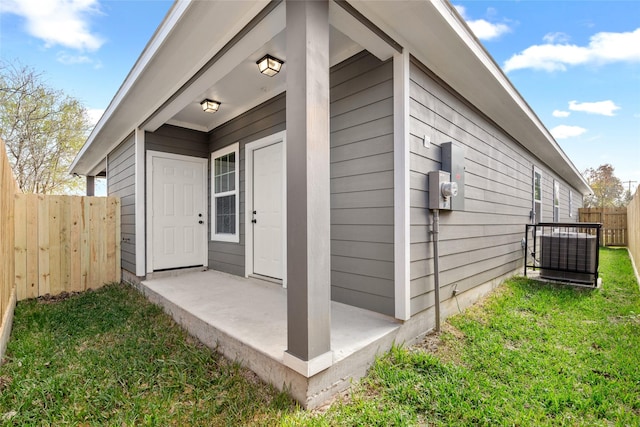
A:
70,0,193,175
351,0,590,196
431,0,590,194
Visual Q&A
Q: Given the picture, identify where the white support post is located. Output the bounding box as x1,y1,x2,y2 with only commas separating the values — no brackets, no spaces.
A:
134,128,146,277
394,49,411,321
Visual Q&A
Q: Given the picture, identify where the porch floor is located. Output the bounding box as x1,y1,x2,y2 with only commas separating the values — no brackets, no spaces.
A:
140,269,400,368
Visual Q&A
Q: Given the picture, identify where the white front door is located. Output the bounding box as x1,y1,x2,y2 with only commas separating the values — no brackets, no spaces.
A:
150,153,207,271
252,141,284,279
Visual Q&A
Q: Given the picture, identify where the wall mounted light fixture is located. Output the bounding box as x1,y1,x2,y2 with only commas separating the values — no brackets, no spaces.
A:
256,54,284,77
200,99,220,113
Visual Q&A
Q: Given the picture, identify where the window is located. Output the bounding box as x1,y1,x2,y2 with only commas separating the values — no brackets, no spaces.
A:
569,191,574,217
553,180,560,222
212,143,239,242
533,167,542,223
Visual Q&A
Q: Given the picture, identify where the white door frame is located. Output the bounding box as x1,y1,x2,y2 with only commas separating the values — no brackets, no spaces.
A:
245,130,287,287
146,150,208,273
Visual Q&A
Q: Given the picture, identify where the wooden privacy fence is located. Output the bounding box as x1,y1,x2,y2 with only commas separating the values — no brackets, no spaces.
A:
628,191,640,275
579,207,628,246
14,194,121,300
1,138,18,358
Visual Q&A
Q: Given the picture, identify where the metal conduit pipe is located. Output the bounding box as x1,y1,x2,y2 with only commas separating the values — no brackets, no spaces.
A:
431,209,441,332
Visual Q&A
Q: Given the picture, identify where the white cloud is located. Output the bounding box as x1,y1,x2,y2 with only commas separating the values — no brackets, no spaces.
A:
504,28,640,72
543,32,570,44
568,100,620,116
56,51,102,69
1,0,104,51
455,5,511,41
468,19,511,41
550,125,587,139
57,51,92,65
553,110,571,118
86,108,104,126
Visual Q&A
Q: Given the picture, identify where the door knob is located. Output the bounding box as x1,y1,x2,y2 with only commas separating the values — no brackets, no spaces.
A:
199,220,204,224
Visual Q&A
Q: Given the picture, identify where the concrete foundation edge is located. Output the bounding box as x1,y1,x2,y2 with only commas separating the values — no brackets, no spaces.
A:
119,266,520,409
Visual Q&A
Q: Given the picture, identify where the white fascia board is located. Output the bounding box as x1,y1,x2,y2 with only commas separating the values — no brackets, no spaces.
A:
429,0,590,195
70,0,193,175
71,0,272,176
351,0,590,196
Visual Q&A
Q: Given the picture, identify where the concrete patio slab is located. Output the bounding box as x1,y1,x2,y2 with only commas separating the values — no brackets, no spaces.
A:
135,269,401,407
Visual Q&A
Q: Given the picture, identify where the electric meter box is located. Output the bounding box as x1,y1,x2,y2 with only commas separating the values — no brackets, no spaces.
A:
429,171,458,210
442,142,465,211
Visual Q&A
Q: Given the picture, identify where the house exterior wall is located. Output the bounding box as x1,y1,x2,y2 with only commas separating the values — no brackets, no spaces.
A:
329,52,395,316
205,52,395,315
107,134,136,273
408,57,584,316
114,50,583,318
208,93,287,276
146,124,209,158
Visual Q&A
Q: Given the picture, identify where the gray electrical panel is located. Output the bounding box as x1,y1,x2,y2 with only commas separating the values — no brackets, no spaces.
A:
429,171,458,210
442,142,465,211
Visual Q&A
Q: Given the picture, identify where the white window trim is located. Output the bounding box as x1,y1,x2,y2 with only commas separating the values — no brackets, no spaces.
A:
553,180,560,222
533,166,542,223
211,142,240,243
569,190,573,217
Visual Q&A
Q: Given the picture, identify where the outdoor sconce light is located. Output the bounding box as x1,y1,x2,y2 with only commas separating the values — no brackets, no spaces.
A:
256,54,284,77
200,99,221,113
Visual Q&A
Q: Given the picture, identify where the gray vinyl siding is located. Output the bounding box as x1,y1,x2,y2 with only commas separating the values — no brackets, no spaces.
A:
330,52,395,316
107,134,136,274
146,124,209,158
208,93,286,276
408,57,583,316
203,52,395,316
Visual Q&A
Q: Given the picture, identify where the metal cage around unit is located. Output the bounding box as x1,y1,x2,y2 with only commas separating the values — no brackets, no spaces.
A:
524,223,602,287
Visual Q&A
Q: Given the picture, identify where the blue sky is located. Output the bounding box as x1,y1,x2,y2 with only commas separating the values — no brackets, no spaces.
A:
1,0,639,194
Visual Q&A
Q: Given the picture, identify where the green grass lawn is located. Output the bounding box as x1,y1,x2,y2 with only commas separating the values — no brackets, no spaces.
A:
0,284,295,426
1,247,639,426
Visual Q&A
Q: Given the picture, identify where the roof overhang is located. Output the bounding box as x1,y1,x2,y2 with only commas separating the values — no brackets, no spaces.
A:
70,0,591,196
70,0,272,175
350,0,591,195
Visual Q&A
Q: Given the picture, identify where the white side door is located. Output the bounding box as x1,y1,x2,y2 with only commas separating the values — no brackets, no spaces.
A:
150,153,207,270
252,142,283,279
